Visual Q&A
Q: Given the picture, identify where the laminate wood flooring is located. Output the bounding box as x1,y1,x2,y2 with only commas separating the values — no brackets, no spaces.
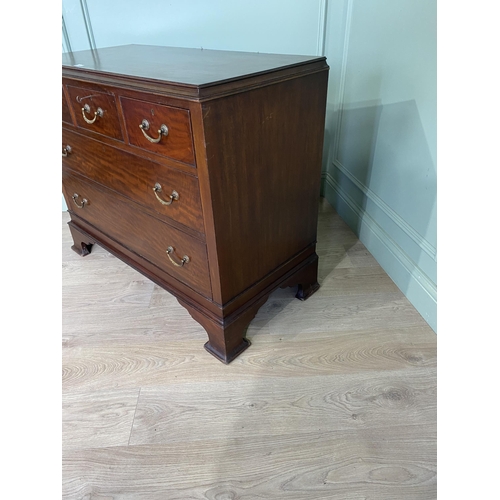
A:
62,198,437,499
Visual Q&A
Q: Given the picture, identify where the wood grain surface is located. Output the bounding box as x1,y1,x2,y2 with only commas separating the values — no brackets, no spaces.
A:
120,96,195,165
201,71,328,303
66,84,124,141
62,170,212,298
62,127,204,234
62,198,436,499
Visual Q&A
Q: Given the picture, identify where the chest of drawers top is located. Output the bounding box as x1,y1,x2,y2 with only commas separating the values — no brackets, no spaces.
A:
62,44,326,98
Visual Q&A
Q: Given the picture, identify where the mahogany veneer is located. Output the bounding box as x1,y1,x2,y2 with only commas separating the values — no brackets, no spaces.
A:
62,44,329,363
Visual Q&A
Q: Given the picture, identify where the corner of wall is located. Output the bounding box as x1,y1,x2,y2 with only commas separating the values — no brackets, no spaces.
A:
321,170,437,332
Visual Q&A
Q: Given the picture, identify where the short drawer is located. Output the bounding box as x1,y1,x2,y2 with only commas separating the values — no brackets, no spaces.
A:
66,84,123,141
62,171,212,298
62,128,204,234
121,97,195,165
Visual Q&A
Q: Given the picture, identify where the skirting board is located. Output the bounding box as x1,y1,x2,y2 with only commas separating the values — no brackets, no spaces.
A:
322,171,437,332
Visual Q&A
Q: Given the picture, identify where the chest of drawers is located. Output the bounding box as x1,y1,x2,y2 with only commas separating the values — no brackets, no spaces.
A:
62,44,329,363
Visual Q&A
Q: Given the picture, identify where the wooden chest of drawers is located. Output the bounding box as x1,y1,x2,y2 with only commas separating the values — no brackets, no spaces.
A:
62,45,329,363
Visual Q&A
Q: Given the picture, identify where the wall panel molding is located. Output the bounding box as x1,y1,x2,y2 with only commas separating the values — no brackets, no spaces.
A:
316,0,327,56
332,0,353,160
62,15,72,53
79,0,96,50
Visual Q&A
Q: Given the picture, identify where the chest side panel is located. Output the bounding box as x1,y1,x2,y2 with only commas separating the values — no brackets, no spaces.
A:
202,70,329,304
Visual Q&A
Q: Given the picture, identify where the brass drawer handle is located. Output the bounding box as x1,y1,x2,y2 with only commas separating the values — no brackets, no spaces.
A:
62,145,72,157
139,119,169,143
71,193,87,209
166,246,189,267
82,104,104,124
153,182,179,206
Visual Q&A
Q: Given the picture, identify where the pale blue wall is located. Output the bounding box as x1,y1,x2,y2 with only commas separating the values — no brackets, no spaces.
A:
62,0,437,331
62,0,326,54
322,0,437,330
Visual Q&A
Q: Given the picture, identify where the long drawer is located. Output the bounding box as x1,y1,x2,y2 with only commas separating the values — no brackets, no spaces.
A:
62,170,212,298
62,127,204,234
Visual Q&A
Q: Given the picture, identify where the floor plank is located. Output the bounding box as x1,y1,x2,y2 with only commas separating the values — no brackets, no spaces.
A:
63,388,140,450
62,330,436,392
128,368,436,446
62,426,436,500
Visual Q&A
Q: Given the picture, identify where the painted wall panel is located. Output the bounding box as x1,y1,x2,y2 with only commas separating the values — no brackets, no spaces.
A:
63,0,324,55
338,0,436,246
62,0,94,52
337,99,436,247
324,0,437,331
320,0,349,174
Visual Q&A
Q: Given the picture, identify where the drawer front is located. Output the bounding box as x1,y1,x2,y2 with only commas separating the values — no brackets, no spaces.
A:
62,128,204,234
66,84,123,141
121,97,195,165
62,87,72,124
62,171,212,298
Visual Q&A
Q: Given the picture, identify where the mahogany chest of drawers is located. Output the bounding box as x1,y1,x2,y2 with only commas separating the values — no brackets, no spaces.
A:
62,44,329,363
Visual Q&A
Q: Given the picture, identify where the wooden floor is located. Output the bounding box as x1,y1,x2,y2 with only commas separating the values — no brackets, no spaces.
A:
62,198,437,500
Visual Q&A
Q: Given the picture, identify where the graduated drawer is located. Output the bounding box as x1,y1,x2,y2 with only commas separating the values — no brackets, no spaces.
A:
121,97,195,165
62,128,204,234
62,170,211,298
65,84,123,141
